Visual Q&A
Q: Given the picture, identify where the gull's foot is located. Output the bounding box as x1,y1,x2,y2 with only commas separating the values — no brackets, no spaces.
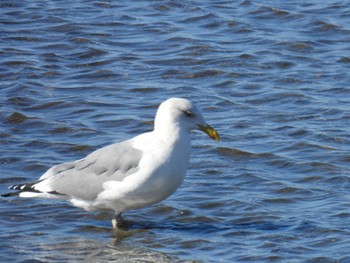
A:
111,213,127,229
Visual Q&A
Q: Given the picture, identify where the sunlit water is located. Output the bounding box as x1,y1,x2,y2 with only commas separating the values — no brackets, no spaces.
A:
1,0,350,262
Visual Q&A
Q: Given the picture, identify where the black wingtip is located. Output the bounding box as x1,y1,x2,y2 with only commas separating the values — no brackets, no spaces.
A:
1,191,20,198
9,184,27,191
2,182,37,198
2,182,65,198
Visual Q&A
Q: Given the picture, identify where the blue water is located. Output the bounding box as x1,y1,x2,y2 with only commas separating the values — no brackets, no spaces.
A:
1,0,350,262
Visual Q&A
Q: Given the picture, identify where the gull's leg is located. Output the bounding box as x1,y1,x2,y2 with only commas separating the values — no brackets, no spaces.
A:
111,213,124,229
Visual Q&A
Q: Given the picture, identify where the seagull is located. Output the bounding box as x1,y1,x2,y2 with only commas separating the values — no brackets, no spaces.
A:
2,98,220,228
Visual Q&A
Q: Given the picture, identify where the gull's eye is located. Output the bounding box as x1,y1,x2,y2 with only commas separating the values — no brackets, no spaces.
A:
183,110,194,118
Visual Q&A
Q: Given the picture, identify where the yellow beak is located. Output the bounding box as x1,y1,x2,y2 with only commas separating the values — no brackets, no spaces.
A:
198,124,220,142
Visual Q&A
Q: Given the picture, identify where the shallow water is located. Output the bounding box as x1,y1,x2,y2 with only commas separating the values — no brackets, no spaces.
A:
1,0,350,262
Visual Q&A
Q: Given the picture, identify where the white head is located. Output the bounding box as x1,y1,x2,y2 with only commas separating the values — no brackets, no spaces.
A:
154,98,220,141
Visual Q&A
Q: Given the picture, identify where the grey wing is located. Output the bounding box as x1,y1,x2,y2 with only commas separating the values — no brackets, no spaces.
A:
39,140,142,201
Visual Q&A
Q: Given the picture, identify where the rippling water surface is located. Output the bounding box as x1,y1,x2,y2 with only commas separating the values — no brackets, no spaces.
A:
1,0,350,262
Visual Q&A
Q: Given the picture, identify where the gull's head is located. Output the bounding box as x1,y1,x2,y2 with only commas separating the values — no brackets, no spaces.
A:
154,98,220,141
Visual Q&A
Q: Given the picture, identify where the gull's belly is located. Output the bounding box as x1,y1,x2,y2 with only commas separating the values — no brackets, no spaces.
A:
127,165,187,209
118,154,189,211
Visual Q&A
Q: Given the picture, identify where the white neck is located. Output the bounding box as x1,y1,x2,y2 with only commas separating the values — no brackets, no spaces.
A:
154,120,190,146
